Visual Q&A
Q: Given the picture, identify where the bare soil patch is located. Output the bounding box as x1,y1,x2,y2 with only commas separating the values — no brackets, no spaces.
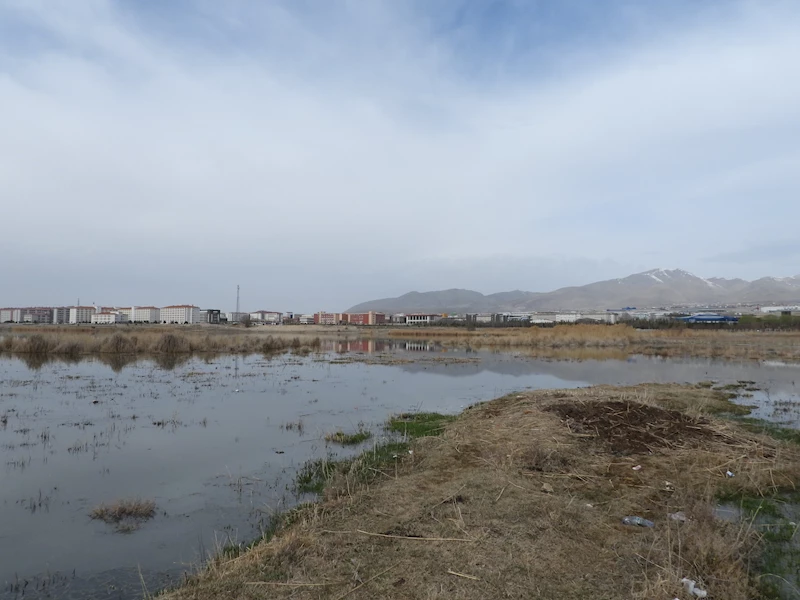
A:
545,400,717,454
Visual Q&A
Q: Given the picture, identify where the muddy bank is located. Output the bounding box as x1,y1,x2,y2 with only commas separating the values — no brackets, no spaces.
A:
161,383,800,599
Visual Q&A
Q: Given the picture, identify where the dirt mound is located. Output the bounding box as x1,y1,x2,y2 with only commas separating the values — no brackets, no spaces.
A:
545,400,715,454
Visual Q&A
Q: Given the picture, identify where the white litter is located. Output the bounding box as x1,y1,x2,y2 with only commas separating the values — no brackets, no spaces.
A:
681,578,708,598
632,465,642,471
726,470,735,477
668,511,687,522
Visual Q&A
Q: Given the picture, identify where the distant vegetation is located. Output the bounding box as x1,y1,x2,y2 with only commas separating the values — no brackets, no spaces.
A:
0,327,321,360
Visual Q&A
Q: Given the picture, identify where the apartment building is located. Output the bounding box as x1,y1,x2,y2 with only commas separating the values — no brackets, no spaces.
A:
91,312,128,324
314,312,341,325
132,307,160,323
346,311,386,326
69,306,96,324
0,308,20,323
52,307,69,324
22,307,53,324
161,305,200,324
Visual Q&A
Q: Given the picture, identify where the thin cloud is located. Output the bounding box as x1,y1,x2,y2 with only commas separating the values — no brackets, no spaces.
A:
0,1,798,309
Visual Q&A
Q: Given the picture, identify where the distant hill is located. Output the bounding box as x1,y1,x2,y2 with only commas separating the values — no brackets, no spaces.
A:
345,269,800,313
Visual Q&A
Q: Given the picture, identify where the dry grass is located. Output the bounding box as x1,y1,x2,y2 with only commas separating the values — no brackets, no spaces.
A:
0,326,321,359
90,498,156,533
3,324,800,362
377,325,800,361
160,384,800,599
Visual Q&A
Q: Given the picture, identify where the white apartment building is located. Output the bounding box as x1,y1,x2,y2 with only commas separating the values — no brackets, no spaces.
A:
69,306,95,324
52,307,69,324
161,305,200,324
132,306,160,323
1,308,21,323
91,312,128,324
298,314,315,325
226,312,249,323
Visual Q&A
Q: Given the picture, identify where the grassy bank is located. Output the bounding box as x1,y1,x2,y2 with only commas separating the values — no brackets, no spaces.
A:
161,384,800,599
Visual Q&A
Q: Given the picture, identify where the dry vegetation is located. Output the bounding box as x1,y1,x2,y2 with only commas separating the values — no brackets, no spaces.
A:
378,325,800,361
161,384,800,600
90,498,157,533
0,326,321,359
2,324,800,363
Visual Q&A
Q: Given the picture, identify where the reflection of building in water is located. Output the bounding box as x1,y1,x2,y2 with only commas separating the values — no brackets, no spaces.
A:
319,339,389,353
317,339,442,354
403,342,437,352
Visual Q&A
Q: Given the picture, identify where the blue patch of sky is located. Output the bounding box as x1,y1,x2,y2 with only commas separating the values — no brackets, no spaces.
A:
0,1,740,82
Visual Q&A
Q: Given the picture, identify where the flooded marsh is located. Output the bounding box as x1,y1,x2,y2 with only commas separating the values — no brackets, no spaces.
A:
2,342,800,599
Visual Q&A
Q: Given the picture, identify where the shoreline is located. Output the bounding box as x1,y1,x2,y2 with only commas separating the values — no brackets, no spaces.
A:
159,383,800,600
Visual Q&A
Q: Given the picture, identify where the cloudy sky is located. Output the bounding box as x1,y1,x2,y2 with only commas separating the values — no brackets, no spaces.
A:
2,1,799,312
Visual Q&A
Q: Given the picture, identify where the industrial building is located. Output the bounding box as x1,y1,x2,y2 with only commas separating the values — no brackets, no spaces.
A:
679,313,739,324
405,314,441,325
250,310,282,324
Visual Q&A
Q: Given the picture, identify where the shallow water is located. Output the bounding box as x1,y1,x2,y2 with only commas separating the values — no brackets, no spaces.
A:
1,345,800,599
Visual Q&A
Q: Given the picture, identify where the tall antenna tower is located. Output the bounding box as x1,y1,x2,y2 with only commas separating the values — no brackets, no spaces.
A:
236,285,240,316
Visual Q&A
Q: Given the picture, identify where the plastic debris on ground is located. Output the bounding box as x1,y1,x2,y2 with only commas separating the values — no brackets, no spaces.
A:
726,469,735,477
680,577,708,598
621,516,654,527
632,464,642,471
668,511,687,522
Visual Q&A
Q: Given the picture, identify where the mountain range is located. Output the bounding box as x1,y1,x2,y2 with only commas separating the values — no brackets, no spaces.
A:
346,269,800,314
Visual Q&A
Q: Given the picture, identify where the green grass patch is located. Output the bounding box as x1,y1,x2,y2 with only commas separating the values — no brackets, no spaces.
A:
736,418,800,446
387,412,456,438
717,491,783,518
324,428,372,445
293,455,338,495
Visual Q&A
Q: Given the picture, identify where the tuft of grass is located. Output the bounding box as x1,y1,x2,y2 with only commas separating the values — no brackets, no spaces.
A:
90,498,156,532
324,428,372,445
293,455,337,496
387,412,456,438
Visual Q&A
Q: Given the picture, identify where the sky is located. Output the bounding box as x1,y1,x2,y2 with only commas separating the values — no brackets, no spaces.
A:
1,0,799,312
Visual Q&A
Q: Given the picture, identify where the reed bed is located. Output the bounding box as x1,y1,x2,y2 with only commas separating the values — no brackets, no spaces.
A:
377,325,800,361
0,328,321,359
